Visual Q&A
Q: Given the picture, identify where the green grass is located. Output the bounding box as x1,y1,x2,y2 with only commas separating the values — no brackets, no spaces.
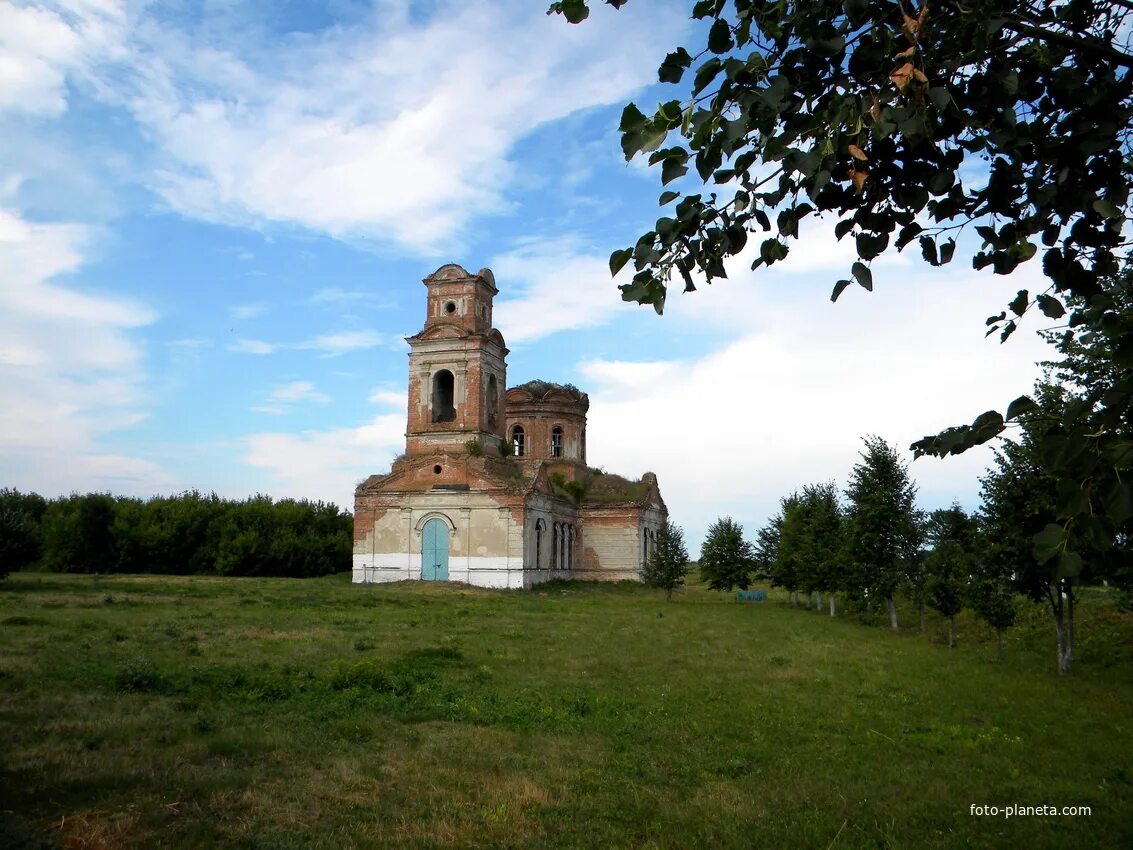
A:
1,572,1130,849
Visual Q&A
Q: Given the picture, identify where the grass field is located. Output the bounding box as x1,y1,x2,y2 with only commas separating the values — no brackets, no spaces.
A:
1,572,1131,849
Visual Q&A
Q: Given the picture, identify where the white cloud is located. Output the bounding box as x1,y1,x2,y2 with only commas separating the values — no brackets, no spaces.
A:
72,0,688,253
368,386,407,409
0,1,127,118
297,329,383,355
309,287,392,310
243,412,406,508
578,268,1055,551
229,301,268,320
0,207,170,495
493,239,629,344
229,337,276,355
252,380,332,413
229,328,384,357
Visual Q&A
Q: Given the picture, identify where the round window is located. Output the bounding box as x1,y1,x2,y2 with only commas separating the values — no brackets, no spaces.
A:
433,465,442,474
444,301,457,314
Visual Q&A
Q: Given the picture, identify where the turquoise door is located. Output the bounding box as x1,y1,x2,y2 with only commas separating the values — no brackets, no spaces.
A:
421,519,449,581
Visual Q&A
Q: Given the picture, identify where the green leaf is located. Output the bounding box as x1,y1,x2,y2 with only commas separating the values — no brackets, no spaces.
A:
661,158,688,185
609,248,633,277
1056,551,1083,578
549,0,589,24
693,58,723,95
856,233,887,261
1008,289,1029,317
927,86,951,111
1032,523,1065,563
1005,395,1038,420
920,235,939,266
658,48,692,84
851,261,872,291
618,103,647,133
1092,197,1122,219
707,19,733,54
831,279,852,302
971,410,1005,441
1036,294,1066,319
939,239,956,264
760,238,788,263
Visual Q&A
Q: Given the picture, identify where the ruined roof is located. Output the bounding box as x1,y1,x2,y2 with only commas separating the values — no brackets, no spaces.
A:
582,471,649,505
508,380,587,403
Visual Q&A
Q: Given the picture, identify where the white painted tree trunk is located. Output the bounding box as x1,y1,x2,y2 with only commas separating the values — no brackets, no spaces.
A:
1051,579,1074,676
829,593,836,617
887,597,899,631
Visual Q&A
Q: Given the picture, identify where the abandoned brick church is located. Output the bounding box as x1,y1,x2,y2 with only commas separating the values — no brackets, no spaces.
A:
353,263,667,588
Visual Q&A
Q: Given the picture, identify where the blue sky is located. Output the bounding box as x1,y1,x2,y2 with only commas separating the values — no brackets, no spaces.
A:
1,0,1057,550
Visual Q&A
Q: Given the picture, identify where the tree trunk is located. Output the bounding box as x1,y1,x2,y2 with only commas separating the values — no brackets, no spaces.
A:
805,593,812,610
948,616,954,648
816,591,823,610
995,626,1003,662
887,597,899,631
866,597,874,614
1050,585,1069,676
1066,578,1075,673
829,593,836,617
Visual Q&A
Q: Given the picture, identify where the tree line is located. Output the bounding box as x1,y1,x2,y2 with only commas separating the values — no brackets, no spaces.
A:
696,429,1131,675
0,490,352,579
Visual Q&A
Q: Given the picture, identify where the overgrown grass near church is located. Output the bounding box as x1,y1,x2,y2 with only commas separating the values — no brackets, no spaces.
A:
2,573,1130,849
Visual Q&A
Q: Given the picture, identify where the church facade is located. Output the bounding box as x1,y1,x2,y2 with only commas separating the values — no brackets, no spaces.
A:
353,263,667,589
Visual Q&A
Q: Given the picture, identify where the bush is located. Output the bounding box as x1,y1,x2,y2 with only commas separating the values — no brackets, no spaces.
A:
27,490,353,578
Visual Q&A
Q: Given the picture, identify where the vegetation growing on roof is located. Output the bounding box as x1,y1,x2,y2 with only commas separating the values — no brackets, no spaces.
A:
580,469,650,505
549,472,588,504
510,380,586,402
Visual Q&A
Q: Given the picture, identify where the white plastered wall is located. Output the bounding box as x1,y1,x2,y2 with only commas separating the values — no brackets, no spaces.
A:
353,491,531,589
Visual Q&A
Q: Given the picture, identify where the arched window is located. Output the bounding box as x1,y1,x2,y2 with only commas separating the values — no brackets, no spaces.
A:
535,519,545,568
486,375,499,427
551,426,563,458
512,424,525,457
567,526,574,571
552,522,559,570
431,370,455,423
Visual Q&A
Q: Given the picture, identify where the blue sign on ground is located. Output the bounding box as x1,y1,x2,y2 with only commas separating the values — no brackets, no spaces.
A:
735,590,766,602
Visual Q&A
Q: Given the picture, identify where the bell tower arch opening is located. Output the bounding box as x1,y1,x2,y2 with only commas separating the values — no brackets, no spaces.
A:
487,374,499,427
431,370,455,423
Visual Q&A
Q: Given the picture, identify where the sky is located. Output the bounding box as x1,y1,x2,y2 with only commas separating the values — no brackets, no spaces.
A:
1,0,1057,551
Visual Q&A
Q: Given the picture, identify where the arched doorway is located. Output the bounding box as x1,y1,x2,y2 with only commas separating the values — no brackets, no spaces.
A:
421,518,450,581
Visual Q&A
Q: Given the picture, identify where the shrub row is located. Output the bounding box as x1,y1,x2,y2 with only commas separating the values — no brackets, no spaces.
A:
0,488,351,578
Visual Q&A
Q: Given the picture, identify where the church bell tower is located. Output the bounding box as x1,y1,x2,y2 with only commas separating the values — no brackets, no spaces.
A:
404,264,508,455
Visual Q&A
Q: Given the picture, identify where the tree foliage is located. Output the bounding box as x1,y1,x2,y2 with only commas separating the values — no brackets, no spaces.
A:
643,519,691,599
923,504,975,645
755,493,796,596
779,481,843,602
843,436,922,625
7,490,352,578
550,0,1133,569
699,515,754,591
0,489,48,578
